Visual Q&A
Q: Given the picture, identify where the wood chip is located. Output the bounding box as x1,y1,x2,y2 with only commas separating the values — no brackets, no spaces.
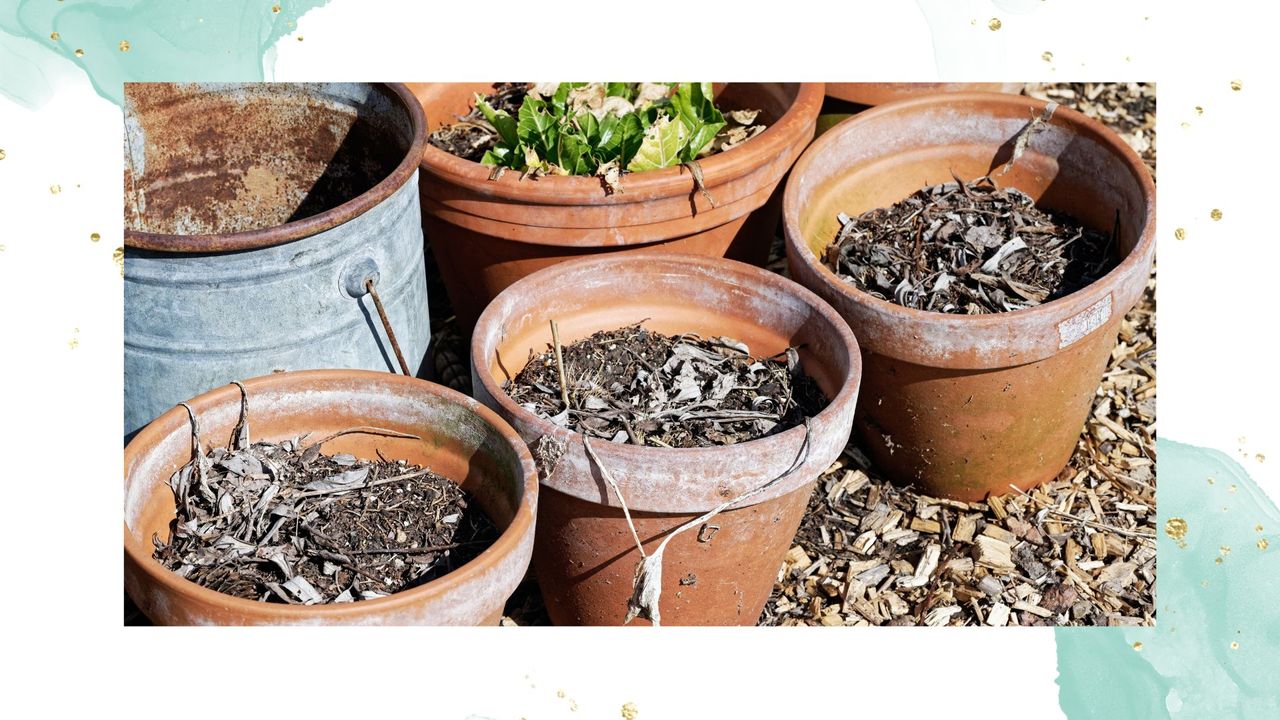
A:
974,536,1016,573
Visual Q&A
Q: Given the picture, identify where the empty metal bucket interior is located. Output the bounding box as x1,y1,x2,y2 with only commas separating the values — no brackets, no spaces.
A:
124,83,416,241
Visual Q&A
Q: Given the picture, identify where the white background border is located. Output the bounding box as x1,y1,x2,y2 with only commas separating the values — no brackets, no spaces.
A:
2,1,1274,717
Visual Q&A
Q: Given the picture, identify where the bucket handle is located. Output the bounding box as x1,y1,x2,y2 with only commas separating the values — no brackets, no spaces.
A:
341,258,411,376
364,277,412,376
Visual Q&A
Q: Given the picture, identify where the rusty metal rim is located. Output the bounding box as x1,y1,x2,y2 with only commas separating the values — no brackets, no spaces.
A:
122,369,537,620
418,83,825,206
783,92,1157,352
470,253,862,495
125,83,428,254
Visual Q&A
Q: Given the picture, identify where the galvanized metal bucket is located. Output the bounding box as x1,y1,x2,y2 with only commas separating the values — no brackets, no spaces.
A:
124,82,430,438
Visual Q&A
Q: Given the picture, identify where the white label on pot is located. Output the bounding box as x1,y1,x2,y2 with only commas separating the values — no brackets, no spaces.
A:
1058,294,1112,348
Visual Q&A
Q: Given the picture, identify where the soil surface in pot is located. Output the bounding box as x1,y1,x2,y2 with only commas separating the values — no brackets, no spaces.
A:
428,82,528,162
153,403,497,605
505,323,826,448
426,82,768,184
824,175,1118,314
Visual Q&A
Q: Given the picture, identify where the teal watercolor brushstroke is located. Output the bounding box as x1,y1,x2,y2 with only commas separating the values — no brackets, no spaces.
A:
1057,439,1280,719
0,0,328,107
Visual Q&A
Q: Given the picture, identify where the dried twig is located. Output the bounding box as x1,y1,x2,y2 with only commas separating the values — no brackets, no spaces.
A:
301,426,421,454
550,319,570,411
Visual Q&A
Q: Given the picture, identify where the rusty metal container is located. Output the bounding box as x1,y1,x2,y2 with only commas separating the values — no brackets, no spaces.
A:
123,83,430,438
784,93,1156,501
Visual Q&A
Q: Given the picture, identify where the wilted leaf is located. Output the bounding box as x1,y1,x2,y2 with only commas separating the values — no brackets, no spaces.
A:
302,466,369,492
476,96,519,147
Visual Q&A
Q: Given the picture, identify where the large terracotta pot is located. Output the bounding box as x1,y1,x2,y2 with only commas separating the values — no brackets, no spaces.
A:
825,82,1023,106
471,254,861,625
124,370,538,625
409,82,824,330
784,93,1155,502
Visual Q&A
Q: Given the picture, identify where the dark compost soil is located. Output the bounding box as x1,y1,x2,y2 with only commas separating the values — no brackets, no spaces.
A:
427,82,528,162
152,392,497,605
824,176,1119,314
505,323,827,448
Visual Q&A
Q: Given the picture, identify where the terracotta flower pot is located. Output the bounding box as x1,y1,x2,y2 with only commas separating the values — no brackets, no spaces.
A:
784,93,1155,502
471,254,861,625
825,82,1023,106
409,82,824,330
124,370,538,625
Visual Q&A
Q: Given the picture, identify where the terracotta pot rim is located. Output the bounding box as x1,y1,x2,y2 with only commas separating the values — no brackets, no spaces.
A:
125,83,428,254
122,369,537,620
783,91,1156,352
824,82,1025,105
470,253,861,490
418,83,825,206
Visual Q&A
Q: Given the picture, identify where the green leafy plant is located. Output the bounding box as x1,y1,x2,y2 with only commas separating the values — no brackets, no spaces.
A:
475,82,733,181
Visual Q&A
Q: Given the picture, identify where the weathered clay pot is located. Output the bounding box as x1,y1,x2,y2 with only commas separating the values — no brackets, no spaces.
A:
409,82,824,330
784,93,1155,502
124,370,537,625
471,254,861,625
825,82,1023,106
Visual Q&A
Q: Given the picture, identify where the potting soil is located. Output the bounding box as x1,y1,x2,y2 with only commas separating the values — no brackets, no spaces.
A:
824,176,1119,314
505,323,826,448
427,82,528,162
154,407,497,605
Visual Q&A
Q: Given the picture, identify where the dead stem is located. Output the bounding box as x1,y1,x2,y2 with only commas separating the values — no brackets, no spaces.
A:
550,319,571,411
583,435,646,560
301,426,421,453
